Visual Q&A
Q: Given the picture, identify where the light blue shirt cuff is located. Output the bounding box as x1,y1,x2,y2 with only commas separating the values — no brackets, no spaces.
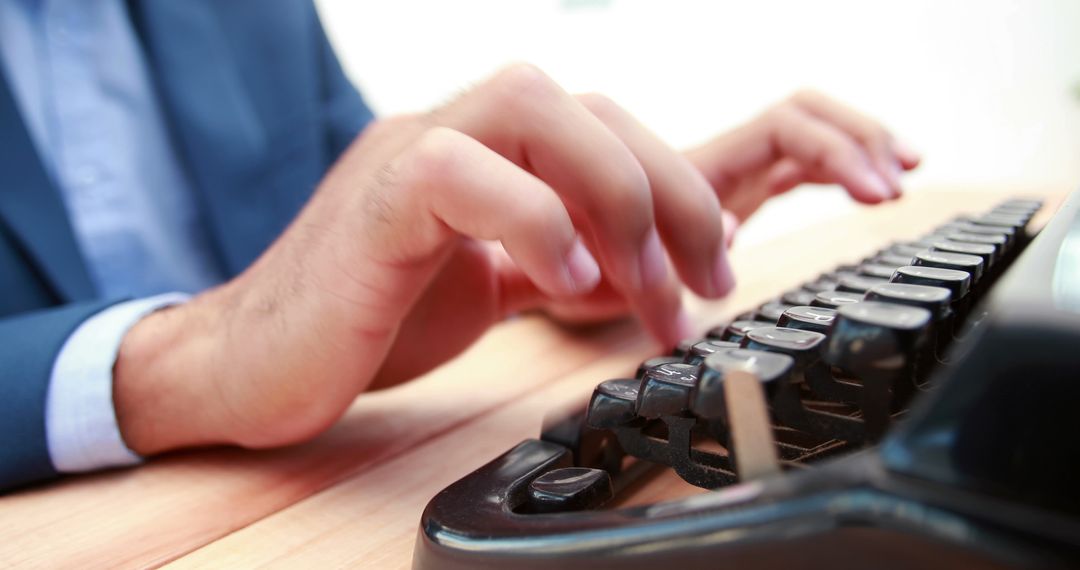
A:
46,293,190,473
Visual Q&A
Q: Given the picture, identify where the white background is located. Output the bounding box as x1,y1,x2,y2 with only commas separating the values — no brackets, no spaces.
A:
315,0,1080,245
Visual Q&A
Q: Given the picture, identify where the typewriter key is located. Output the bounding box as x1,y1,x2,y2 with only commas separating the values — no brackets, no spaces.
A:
692,349,796,421
892,265,971,301
837,275,889,294
912,250,984,282
777,305,837,334
740,326,826,370
756,301,792,324
781,289,817,307
811,290,863,309
931,240,996,268
586,379,641,429
973,213,1027,232
526,467,613,513
636,363,700,418
823,301,932,438
865,283,951,321
683,339,739,366
872,253,915,269
636,356,683,379
950,221,1015,248
946,231,1007,256
857,263,898,280
887,244,925,258
801,279,838,293
718,319,774,343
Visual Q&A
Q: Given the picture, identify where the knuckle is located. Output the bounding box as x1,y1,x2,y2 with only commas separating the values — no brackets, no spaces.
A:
403,127,468,182
576,92,622,120
487,62,561,109
790,88,822,107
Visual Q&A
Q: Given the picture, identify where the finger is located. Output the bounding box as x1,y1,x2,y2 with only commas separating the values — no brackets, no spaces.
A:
765,105,894,204
721,209,740,248
374,127,601,300
892,138,922,170
430,64,685,343
790,90,912,195
576,92,735,299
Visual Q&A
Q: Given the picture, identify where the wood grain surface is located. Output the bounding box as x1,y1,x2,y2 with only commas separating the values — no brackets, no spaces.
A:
0,189,1066,569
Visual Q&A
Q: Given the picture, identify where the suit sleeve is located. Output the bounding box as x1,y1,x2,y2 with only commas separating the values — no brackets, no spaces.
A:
312,6,375,161
0,300,116,492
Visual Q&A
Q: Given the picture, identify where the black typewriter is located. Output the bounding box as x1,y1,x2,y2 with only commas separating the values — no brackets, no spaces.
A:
413,191,1080,569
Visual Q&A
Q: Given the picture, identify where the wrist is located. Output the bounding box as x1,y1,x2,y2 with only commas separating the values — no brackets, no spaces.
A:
113,294,225,456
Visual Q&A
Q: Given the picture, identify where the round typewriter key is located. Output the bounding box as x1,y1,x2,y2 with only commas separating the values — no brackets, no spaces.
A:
527,467,613,513
946,231,1007,256
892,265,971,300
586,379,641,429
887,244,925,258
692,349,795,420
950,222,1015,247
777,305,837,334
987,208,1034,223
781,288,817,306
912,250,984,282
873,253,915,269
931,240,996,267
756,301,792,323
719,319,774,343
802,279,838,293
857,263,899,280
823,302,932,433
1001,198,1042,209
635,356,682,379
636,363,700,418
865,283,952,321
684,339,739,365
823,269,860,283
740,326,826,369
811,290,864,309
824,302,932,384
973,214,1026,231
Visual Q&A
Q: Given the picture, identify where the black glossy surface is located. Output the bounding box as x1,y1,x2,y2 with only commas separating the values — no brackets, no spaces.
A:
892,265,971,300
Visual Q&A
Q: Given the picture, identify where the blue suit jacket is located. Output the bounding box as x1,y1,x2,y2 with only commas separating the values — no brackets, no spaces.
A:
0,0,373,491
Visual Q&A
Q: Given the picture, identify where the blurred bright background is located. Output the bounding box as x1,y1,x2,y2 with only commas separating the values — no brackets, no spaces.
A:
315,0,1080,246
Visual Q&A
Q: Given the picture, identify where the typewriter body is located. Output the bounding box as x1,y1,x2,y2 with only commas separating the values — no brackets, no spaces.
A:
413,191,1080,569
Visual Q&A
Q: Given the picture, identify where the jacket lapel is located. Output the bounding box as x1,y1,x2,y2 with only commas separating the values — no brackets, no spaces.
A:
0,72,96,302
127,0,271,275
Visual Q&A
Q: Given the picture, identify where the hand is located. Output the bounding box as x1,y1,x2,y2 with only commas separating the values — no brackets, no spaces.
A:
112,69,919,456
112,64,735,454
685,90,920,222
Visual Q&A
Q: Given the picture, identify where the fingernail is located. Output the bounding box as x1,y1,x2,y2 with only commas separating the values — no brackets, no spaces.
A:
721,210,740,248
862,170,892,200
637,229,668,290
565,238,601,293
894,139,922,164
712,247,736,297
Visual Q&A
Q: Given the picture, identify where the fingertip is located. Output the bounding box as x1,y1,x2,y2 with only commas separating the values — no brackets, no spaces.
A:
712,246,736,297
893,139,922,170
851,169,892,203
564,238,601,294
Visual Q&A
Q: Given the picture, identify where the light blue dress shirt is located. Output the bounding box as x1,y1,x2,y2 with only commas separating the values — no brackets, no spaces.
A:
0,0,226,471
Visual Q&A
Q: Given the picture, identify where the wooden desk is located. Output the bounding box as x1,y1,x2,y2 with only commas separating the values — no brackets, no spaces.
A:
0,189,1066,569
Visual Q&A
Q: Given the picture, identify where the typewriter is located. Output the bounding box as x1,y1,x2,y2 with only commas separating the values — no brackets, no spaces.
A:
413,191,1080,569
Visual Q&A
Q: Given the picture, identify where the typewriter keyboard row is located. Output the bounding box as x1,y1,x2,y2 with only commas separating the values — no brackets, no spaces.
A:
548,198,1045,501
